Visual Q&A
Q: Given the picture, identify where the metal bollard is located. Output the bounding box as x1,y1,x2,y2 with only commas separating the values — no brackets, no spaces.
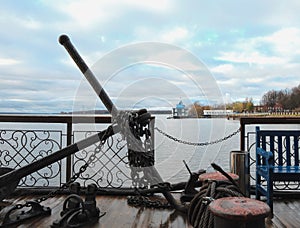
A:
209,197,270,228
230,150,250,196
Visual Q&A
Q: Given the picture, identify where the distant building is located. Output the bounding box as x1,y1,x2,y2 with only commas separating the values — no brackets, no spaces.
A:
172,100,188,118
203,109,234,117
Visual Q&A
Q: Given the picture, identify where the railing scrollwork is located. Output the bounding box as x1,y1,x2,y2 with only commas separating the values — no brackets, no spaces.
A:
0,129,62,187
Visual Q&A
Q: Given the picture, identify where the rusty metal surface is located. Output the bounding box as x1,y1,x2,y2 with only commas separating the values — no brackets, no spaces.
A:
199,172,239,182
209,197,270,221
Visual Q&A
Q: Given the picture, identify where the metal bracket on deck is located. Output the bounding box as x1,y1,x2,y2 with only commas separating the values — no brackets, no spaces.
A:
180,161,205,203
52,183,105,228
1,201,51,227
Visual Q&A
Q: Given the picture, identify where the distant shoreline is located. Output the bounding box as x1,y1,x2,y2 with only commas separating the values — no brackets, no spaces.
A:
0,110,173,115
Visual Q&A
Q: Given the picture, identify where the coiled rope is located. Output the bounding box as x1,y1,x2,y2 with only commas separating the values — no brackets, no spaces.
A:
188,180,244,228
188,163,244,228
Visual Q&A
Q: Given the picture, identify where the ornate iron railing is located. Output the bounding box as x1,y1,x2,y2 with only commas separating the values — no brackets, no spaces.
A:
0,129,63,187
2,115,299,192
72,130,131,188
0,114,144,190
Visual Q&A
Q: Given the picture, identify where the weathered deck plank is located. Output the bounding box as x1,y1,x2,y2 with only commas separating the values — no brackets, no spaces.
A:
2,194,300,227
0,194,192,228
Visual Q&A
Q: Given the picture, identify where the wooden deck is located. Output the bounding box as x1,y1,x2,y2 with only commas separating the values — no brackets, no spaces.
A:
1,193,300,227
0,193,191,228
267,198,300,228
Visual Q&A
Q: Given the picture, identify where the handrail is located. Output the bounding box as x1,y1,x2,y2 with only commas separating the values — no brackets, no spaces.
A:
0,114,112,185
0,114,112,123
240,117,300,151
0,114,155,190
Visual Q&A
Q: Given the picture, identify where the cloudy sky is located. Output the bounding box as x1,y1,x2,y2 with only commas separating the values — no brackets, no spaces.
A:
1,0,300,113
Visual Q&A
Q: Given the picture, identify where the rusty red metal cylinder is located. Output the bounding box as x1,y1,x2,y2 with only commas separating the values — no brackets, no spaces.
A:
209,197,270,228
199,171,239,182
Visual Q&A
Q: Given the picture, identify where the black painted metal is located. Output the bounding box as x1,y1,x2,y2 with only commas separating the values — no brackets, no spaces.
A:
0,114,112,124
1,201,51,227
0,125,118,201
0,115,113,188
59,35,186,212
59,35,117,117
0,129,63,187
52,184,102,228
72,130,131,188
66,121,73,182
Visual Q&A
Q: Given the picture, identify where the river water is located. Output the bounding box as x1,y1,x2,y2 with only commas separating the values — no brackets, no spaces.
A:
153,115,300,184
153,115,241,183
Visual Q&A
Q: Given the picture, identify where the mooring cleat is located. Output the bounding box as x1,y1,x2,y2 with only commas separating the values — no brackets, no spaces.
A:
52,184,104,228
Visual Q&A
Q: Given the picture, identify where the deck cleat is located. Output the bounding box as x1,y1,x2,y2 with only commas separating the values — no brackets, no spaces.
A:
52,184,104,228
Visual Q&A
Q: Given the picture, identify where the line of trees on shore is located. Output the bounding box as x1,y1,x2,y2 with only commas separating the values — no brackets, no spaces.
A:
260,84,300,112
189,84,300,117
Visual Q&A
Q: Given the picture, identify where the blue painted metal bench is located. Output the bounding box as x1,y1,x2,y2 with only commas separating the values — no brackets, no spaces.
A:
255,126,300,213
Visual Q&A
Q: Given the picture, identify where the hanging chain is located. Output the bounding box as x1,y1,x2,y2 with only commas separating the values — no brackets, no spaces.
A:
155,127,241,146
127,194,172,209
11,125,114,211
127,183,173,209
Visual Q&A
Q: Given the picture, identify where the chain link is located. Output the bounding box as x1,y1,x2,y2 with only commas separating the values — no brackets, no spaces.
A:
11,125,114,211
127,184,173,209
155,127,241,146
127,195,172,209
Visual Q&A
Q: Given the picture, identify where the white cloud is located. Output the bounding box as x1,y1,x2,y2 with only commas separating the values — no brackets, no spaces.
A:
262,27,300,56
0,58,20,65
216,51,285,65
46,0,172,29
20,17,42,29
161,27,189,43
211,64,234,74
123,0,172,12
1,1,300,112
245,77,264,83
215,27,300,66
134,26,191,45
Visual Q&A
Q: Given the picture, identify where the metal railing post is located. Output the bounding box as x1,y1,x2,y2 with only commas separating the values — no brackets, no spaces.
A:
240,119,245,151
66,121,72,182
